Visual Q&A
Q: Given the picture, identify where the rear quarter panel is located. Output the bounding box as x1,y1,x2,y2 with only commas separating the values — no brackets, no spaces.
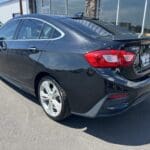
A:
36,35,106,113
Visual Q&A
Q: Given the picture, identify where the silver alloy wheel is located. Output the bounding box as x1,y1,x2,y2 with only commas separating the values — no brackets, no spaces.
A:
39,80,62,117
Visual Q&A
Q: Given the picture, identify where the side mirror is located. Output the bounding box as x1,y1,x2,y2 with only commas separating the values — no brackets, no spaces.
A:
0,37,7,50
0,37,5,41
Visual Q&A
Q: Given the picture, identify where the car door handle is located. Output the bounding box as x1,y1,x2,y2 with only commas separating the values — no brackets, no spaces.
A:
28,47,38,53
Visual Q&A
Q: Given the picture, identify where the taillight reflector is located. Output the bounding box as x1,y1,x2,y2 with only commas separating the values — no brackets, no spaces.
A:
108,93,128,100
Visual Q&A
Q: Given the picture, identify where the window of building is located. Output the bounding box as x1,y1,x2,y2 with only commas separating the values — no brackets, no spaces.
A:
144,0,150,36
17,19,44,40
118,0,145,34
35,0,85,16
68,0,85,16
99,0,118,23
36,0,50,14
0,20,20,40
99,0,150,36
51,0,66,15
42,0,49,7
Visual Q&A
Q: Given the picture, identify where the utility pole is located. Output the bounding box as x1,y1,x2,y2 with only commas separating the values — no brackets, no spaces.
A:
19,0,23,15
65,0,69,16
116,0,120,25
139,0,148,37
85,0,97,18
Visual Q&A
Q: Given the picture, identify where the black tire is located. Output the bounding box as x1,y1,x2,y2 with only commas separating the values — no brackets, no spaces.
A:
38,76,70,121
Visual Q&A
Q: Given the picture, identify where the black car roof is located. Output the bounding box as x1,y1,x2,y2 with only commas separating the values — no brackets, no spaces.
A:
14,14,138,40
14,14,68,21
13,14,130,35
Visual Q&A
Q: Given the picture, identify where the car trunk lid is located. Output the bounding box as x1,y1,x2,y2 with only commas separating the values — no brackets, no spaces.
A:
118,38,150,80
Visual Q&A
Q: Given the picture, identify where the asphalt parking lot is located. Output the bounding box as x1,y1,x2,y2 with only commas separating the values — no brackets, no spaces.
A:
0,78,150,150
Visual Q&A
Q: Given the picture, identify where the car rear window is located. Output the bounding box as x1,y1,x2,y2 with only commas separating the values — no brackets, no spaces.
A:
75,19,112,37
64,18,112,38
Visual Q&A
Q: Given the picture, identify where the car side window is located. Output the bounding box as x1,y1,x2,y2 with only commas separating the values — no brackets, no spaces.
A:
52,29,61,38
17,19,44,40
40,24,53,39
40,23,61,39
0,20,20,40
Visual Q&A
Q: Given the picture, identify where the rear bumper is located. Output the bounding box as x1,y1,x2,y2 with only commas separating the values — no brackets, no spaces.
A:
97,92,150,117
73,69,150,118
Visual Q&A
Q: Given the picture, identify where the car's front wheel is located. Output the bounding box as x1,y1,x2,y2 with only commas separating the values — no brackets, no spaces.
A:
38,76,70,121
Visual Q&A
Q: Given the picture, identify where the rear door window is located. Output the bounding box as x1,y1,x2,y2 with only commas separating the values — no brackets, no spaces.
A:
17,19,44,40
52,30,61,38
40,23,61,39
40,24,54,39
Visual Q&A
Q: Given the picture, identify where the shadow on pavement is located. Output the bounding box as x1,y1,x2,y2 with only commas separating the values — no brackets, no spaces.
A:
0,77,40,105
62,100,150,146
1,77,150,146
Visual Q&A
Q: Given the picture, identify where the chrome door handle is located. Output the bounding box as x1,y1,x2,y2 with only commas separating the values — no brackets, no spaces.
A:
28,47,38,52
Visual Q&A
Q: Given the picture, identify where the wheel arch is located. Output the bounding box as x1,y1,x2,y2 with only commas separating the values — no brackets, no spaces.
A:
35,72,71,120
34,72,53,96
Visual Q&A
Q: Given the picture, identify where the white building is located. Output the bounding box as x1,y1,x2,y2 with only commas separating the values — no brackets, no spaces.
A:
0,0,29,23
0,0,149,36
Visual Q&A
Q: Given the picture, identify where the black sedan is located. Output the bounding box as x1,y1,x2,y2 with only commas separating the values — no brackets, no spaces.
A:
0,14,150,121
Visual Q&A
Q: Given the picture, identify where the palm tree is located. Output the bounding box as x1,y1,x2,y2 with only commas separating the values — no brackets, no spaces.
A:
85,0,97,18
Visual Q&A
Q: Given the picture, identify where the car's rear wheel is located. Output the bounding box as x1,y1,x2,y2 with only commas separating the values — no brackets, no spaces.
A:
38,76,70,121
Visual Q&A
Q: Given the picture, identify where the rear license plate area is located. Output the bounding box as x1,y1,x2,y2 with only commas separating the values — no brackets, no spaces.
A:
140,44,150,67
141,53,150,67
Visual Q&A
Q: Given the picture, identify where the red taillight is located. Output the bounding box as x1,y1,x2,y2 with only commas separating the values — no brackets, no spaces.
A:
84,50,135,68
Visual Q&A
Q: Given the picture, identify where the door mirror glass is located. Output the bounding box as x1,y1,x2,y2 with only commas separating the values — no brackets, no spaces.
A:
0,37,5,41
0,41,6,50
